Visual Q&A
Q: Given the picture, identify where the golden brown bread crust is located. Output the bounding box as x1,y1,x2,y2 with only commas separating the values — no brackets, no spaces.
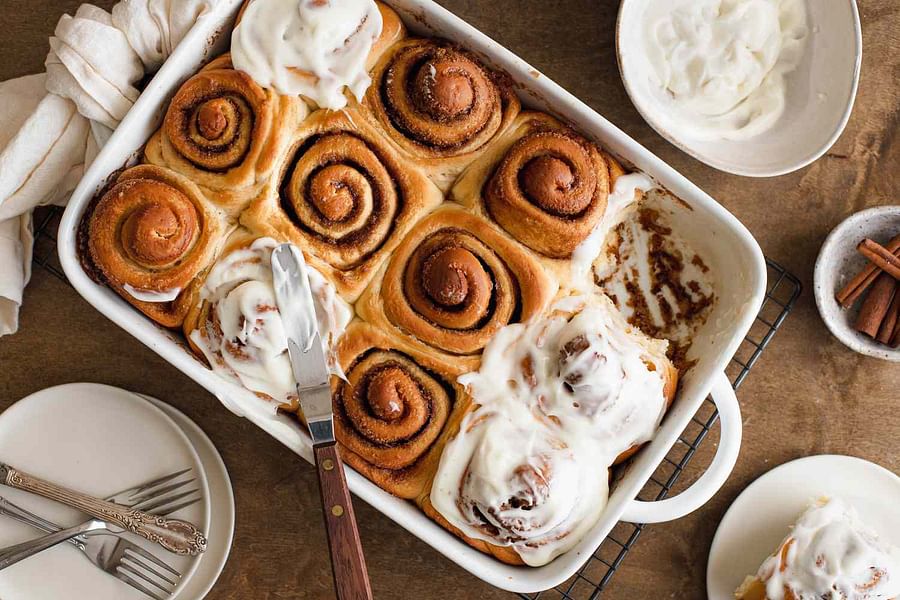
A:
144,53,307,217
361,37,520,192
86,165,230,328
328,321,472,499
356,205,557,366
451,111,631,282
240,108,443,302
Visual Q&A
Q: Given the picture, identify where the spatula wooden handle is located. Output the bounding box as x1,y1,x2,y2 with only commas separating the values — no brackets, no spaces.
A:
313,442,373,600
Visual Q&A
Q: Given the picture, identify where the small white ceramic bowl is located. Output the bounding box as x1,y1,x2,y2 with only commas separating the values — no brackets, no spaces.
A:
814,206,900,362
616,0,862,177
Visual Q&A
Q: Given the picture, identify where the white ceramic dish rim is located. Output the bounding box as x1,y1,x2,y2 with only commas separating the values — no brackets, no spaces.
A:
56,0,767,592
813,206,900,362
614,0,863,178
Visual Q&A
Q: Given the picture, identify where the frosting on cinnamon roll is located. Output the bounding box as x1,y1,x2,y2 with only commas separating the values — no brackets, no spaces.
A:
86,165,227,328
464,293,672,456
430,292,676,565
430,406,608,566
186,235,352,407
739,497,900,600
232,0,383,109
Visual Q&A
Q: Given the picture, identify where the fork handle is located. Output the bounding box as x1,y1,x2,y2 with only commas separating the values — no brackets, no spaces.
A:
0,519,97,570
0,463,206,556
313,442,373,600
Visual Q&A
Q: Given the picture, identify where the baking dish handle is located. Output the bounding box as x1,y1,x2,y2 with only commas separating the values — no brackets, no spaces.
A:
619,370,741,524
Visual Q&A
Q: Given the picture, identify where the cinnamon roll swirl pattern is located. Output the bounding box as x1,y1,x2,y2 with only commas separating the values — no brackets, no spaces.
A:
86,165,228,328
429,293,677,565
363,38,520,191
184,232,352,411
332,322,468,499
242,109,443,301
357,206,556,362
424,406,609,566
452,112,624,260
145,54,307,215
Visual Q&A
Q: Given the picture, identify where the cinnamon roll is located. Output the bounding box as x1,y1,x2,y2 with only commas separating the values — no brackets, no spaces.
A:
241,108,443,301
329,321,469,499
423,406,609,566
356,205,556,362
461,293,677,465
425,291,676,566
86,165,228,328
144,54,307,216
231,1,405,110
451,112,633,266
362,38,520,191
735,497,900,600
184,230,352,411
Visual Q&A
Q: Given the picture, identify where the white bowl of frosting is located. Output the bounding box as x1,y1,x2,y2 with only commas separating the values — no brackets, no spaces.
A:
616,0,862,177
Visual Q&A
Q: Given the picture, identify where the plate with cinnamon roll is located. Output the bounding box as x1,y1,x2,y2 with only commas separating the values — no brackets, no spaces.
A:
58,0,767,592
707,455,900,600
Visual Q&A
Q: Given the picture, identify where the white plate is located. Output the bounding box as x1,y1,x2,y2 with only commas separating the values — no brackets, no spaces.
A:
617,0,862,177
706,455,900,600
0,383,222,600
139,393,234,600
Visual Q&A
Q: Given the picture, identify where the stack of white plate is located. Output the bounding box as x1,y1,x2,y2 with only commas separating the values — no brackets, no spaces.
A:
0,383,235,600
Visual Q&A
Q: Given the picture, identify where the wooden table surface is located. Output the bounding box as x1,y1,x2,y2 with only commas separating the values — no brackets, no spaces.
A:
2,1,898,598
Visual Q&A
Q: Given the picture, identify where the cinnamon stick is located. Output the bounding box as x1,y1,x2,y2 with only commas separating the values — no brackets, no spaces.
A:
858,238,900,280
876,282,900,344
836,234,900,308
892,318,900,348
854,273,896,338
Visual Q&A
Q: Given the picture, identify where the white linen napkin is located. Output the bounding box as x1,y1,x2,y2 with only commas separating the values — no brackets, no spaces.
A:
0,0,215,337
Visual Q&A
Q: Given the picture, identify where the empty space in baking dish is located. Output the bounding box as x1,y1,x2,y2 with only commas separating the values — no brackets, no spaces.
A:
57,0,767,593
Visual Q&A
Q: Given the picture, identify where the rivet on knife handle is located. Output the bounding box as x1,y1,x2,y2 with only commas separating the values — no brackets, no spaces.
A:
0,463,207,556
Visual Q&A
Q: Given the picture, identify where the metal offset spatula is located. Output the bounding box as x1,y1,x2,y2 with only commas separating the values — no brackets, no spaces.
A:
271,244,373,600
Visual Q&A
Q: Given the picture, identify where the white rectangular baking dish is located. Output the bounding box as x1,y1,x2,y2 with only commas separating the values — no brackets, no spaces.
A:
58,0,767,592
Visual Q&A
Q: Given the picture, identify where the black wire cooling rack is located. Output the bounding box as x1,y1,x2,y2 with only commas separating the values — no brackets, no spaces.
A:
30,205,801,599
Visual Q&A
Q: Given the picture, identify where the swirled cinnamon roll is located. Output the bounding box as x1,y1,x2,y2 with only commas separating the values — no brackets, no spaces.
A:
735,497,900,600
362,38,520,191
423,406,609,566
144,54,307,216
241,108,443,301
461,293,677,465
356,206,556,363
329,321,469,499
451,112,643,280
184,231,352,411
86,165,228,328
425,291,676,566
232,1,405,110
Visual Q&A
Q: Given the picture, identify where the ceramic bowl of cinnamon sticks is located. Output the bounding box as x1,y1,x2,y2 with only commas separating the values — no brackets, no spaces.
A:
815,206,900,361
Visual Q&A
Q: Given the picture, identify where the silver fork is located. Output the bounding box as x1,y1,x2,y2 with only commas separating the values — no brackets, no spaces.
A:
0,468,201,600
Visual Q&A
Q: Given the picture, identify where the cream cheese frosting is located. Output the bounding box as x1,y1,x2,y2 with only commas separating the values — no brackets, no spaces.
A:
190,237,352,404
232,0,383,109
431,293,670,565
640,0,808,141
756,497,900,600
